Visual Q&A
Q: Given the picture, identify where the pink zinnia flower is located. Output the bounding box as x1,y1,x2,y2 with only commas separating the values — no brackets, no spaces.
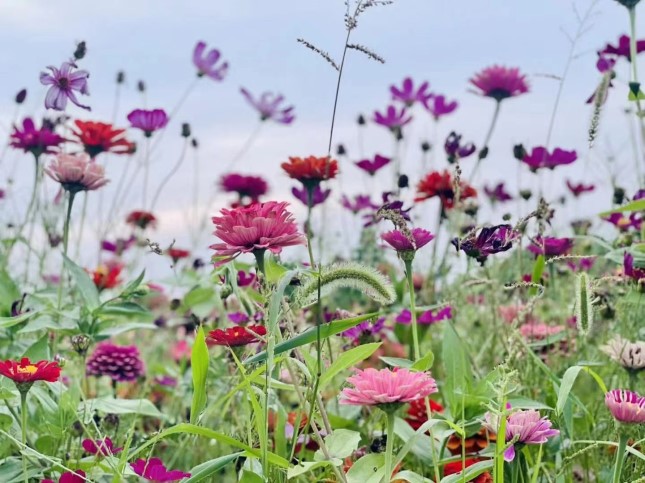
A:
605,389,645,424
355,154,391,175
374,105,413,132
127,109,168,136
210,201,306,264
131,458,191,482
487,409,559,461
82,437,122,456
470,65,529,101
45,153,109,193
424,94,458,120
390,77,432,106
240,87,295,124
339,368,437,406
220,173,268,204
381,228,434,253
40,61,90,111
521,147,577,172
193,41,229,81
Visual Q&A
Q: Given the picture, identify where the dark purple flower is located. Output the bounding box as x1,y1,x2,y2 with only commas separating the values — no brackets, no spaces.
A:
127,109,168,136
521,147,577,172
624,252,645,282
390,77,432,106
567,257,595,272
452,224,517,264
10,118,65,159
527,236,574,257
291,185,331,207
101,236,136,256
423,94,458,120
341,317,388,345
82,437,122,456
154,375,178,387
220,173,268,203
373,105,412,132
40,61,90,111
131,458,190,482
355,154,391,175
228,312,250,325
240,88,295,124
193,41,229,81
484,182,513,203
596,53,617,73
600,35,645,62
396,306,452,325
633,189,645,200
604,213,642,231
444,131,476,162
341,194,379,214
363,193,412,227
86,342,144,382
566,180,595,197
381,228,434,253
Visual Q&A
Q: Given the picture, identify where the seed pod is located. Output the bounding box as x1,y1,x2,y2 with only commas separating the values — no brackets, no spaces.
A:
575,272,593,336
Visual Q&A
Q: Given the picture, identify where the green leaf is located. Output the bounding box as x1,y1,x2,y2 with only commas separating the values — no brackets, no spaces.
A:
244,313,378,365
393,470,434,482
0,414,13,431
441,323,473,414
190,326,209,424
97,302,150,318
346,453,385,483
599,198,645,216
240,470,266,483
264,256,288,284
0,310,40,329
319,343,381,389
23,335,51,361
380,357,414,369
120,270,146,296
63,254,100,310
628,89,645,101
79,398,163,418
411,350,434,372
529,255,545,297
440,459,493,483
556,366,584,416
287,461,334,479
507,397,553,411
96,321,157,338
185,452,242,482
315,429,361,460
0,268,20,316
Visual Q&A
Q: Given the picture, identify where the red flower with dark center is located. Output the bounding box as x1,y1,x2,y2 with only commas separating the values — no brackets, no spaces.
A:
281,156,338,185
91,261,124,291
126,210,157,230
167,248,190,263
415,170,477,209
73,120,135,158
0,358,61,384
207,325,267,346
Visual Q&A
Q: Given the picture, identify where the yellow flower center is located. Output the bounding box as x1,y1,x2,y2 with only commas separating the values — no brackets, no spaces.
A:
17,365,38,375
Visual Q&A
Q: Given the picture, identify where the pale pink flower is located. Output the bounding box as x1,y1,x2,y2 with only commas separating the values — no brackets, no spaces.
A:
605,389,645,424
45,153,108,192
339,368,437,406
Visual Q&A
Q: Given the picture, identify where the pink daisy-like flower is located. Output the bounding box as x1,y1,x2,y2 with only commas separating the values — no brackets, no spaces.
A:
339,368,437,406
210,201,306,264
45,153,109,193
355,154,391,176
521,147,577,172
423,94,458,120
10,118,65,159
470,65,529,101
381,228,434,253
605,389,645,424
131,458,191,482
39,61,90,111
390,77,432,106
493,410,560,461
240,87,295,124
193,41,229,81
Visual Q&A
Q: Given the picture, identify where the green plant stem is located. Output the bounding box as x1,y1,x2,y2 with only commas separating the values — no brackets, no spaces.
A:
612,433,629,483
470,100,501,182
494,399,508,483
383,411,395,483
57,191,76,311
20,391,28,483
18,159,41,282
404,259,421,361
628,5,645,173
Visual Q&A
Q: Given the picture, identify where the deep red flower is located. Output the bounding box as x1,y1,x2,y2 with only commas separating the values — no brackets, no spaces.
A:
443,458,492,482
405,397,444,430
0,358,61,392
73,120,135,158
281,156,338,185
415,170,477,209
91,261,124,291
167,248,190,263
207,325,267,346
126,210,157,230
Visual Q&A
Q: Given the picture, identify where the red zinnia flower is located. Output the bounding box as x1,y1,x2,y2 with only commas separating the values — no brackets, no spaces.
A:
73,120,135,158
167,248,190,263
0,358,61,392
126,210,157,230
405,397,444,430
91,261,124,291
281,156,339,185
207,325,267,346
415,170,477,209
443,458,493,482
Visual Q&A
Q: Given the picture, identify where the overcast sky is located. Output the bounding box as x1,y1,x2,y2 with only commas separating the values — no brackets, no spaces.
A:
0,0,643,274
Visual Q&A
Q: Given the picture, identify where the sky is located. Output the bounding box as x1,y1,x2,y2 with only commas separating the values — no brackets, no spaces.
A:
0,0,643,275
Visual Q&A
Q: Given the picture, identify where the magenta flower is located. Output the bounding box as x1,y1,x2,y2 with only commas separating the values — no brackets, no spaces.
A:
484,182,513,203
604,213,642,231
605,390,645,424
341,317,388,345
43,470,86,483
101,236,136,256
521,146,578,172
131,458,191,482
396,306,452,325
45,153,109,193
237,270,256,287
374,105,413,132
10,118,65,159
210,201,306,264
600,35,645,61
470,65,529,101
486,409,559,461
193,41,229,81
381,228,434,253
127,109,168,136
423,94,458,120
444,131,476,161
527,236,574,257
623,252,645,282
355,154,391,175
390,77,432,106
291,185,330,207
453,225,517,264
339,368,437,406
86,342,144,382
341,194,379,214
566,180,595,197
82,437,122,456
240,88,295,124
567,257,595,272
220,173,268,204
40,61,90,111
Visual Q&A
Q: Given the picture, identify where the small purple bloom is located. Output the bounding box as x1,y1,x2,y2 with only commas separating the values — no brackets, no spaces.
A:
566,180,595,197
424,94,458,120
154,375,178,387
291,185,331,207
453,224,517,264
374,105,412,132
567,257,595,272
101,236,136,256
444,131,476,162
341,194,379,214
9,118,65,159
522,147,577,172
228,312,250,325
390,77,432,106
193,41,229,81
240,87,295,124
484,182,513,203
40,61,90,111
237,270,256,287
355,154,391,176
131,458,191,482
488,410,559,462
596,53,617,73
82,437,122,456
341,317,388,345
381,227,434,253
624,252,645,282
86,342,144,382
604,213,642,231
127,109,168,137
396,307,452,325
363,193,412,227
633,189,645,201
527,236,574,257
600,35,645,62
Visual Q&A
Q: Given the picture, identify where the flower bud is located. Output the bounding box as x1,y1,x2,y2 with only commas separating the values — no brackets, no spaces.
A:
73,41,87,61
15,89,27,104
181,123,191,138
421,141,431,152
137,80,146,93
71,334,91,356
116,71,125,84
357,114,366,126
513,144,527,160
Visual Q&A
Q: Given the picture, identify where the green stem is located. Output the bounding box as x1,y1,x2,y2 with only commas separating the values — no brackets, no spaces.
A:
628,6,645,181
383,411,396,483
20,391,28,483
57,191,77,311
19,159,41,282
404,259,421,361
470,100,501,182
494,399,508,483
612,433,629,483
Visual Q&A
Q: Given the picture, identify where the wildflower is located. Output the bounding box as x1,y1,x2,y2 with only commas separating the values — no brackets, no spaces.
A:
167,248,190,263
240,88,295,124
443,459,492,483
220,173,268,205
341,194,378,214
567,257,595,272
470,65,529,101
447,428,497,456
601,336,645,373
452,225,517,264
73,120,134,157
207,325,267,346
193,41,228,81
42,470,87,483
126,210,157,230
415,170,477,210
520,323,565,342
527,236,574,257
390,77,432,106
484,182,513,203
15,88,27,104
228,312,250,325
341,317,388,345
237,270,256,287
444,131,476,162
623,252,645,282
521,147,578,172
154,375,178,387
86,342,145,382
45,153,109,193
604,212,642,231
292,185,331,207
364,193,413,227
131,458,191,482
127,109,168,136
395,306,452,325
423,94,458,120
0,358,61,393
40,61,90,111
605,390,645,424
281,156,338,186
381,228,434,258
9,118,64,159
600,34,645,61
373,105,413,133
81,437,122,456
101,236,136,256
405,397,444,430
566,180,595,197
355,154,391,175
340,368,437,408
91,261,123,291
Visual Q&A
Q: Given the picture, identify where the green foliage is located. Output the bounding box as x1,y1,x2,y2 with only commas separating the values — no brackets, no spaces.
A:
190,326,209,424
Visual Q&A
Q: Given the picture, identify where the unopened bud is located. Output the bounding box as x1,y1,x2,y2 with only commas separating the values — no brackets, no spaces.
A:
181,123,191,138
116,71,125,84
137,80,146,93
73,41,87,61
71,334,91,356
15,89,27,104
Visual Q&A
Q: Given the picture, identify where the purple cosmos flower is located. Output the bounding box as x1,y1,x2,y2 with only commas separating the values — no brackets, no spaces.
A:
567,257,595,272
291,185,331,207
237,270,256,287
381,227,434,253
341,194,379,214
604,213,642,231
220,173,269,203
623,252,645,282
240,88,295,124
521,146,578,172
82,437,122,456
193,41,229,81
605,389,645,424
596,53,617,73
341,317,388,345
396,306,452,325
374,105,412,132
527,236,574,257
131,458,191,482
633,189,645,200
10,118,65,159
355,154,391,176
101,236,136,256
452,225,517,264
470,65,529,101
127,109,168,137
228,312,250,325
486,410,559,462
40,61,90,111
444,131,476,162
363,193,412,227
484,182,513,203
423,94,458,120
600,35,645,61
390,77,432,106
566,180,595,197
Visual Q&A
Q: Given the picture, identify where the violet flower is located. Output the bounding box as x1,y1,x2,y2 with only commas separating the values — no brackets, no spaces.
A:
240,88,295,124
381,228,434,255
363,193,412,227
341,194,379,214
396,306,452,325
604,213,642,231
193,41,229,81
341,317,388,345
623,252,645,282
600,34,645,61
470,65,529,101
484,182,513,203
423,94,458,120
521,147,577,172
452,224,517,264
10,118,65,159
82,437,122,456
131,458,191,482
566,180,595,197
527,236,574,257
444,131,476,162
101,236,136,256
291,185,330,207
40,61,90,111
127,109,168,136
355,154,391,176
390,77,432,106
373,105,412,132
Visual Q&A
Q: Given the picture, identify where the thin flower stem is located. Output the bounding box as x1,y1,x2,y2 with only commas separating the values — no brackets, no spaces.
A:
470,100,501,183
612,433,628,483
142,137,151,209
383,411,396,483
75,192,88,259
57,191,77,311
494,398,508,483
404,259,421,361
628,6,645,175
222,122,263,171
20,391,28,483
149,138,189,211
15,159,40,281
